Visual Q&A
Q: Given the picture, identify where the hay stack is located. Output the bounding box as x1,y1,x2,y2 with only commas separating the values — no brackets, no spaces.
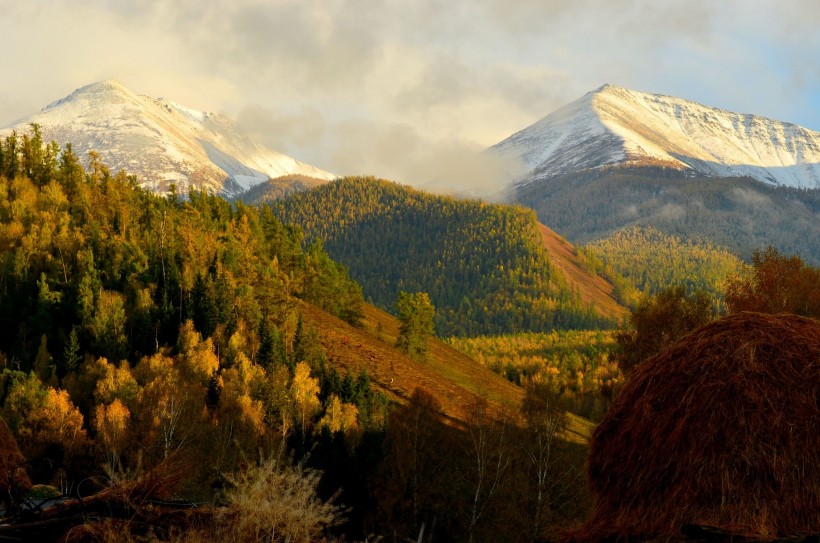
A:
580,312,820,540
0,417,31,511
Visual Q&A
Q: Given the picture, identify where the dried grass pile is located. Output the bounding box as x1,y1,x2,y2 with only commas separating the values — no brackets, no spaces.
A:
579,312,820,540
0,417,30,510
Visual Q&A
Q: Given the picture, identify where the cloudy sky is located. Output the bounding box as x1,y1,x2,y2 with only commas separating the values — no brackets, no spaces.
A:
0,0,817,187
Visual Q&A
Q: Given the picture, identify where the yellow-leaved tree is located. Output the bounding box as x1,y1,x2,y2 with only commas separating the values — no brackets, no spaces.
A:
24,387,87,465
290,362,320,443
93,399,130,481
134,353,204,462
177,320,220,386
317,394,359,435
214,352,267,470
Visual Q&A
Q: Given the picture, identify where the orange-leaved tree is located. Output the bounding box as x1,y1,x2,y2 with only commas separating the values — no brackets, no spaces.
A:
725,246,820,318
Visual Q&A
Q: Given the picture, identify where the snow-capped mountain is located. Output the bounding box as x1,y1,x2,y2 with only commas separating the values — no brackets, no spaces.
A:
492,84,820,189
1,79,335,196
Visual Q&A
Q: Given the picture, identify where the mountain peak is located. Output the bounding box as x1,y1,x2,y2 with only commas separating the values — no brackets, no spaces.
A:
6,81,335,196
70,78,133,98
89,78,127,90
590,83,620,94
45,79,137,111
491,86,820,189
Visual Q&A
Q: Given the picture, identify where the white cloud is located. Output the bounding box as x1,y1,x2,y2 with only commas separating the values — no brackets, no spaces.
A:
732,188,771,207
0,0,817,190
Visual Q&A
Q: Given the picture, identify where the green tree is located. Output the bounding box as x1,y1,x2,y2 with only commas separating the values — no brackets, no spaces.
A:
62,327,82,374
257,320,287,372
32,335,57,387
88,290,128,360
268,177,614,337
396,291,436,360
616,286,714,374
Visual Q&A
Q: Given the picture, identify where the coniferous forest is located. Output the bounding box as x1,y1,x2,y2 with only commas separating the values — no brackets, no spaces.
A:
3,0,820,536
265,177,615,336
578,225,747,307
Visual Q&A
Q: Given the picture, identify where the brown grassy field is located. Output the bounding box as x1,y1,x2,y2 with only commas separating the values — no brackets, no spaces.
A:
537,222,628,322
302,301,594,442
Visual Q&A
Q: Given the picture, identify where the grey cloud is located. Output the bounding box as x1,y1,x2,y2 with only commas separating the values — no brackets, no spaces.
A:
394,56,478,112
419,147,528,200
237,104,327,160
483,0,587,34
395,55,569,118
321,118,524,195
326,119,430,181
64,0,384,91
162,0,385,90
483,0,718,43
764,0,820,34
614,0,718,43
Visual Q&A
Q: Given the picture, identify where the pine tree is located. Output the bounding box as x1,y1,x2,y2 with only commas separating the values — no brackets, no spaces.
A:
63,327,82,374
257,321,287,372
395,291,436,360
291,314,305,366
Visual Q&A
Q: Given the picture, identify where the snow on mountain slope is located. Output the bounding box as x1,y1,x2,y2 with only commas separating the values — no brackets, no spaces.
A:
1,80,335,196
492,84,820,189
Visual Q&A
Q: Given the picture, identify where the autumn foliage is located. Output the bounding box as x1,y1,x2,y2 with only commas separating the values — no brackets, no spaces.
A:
615,286,714,374
725,246,820,318
0,128,378,538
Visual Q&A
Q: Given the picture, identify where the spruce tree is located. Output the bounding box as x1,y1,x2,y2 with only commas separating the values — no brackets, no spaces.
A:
62,327,81,374
395,291,436,360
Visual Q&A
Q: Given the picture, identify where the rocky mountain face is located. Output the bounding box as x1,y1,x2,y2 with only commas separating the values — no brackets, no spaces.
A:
1,79,335,197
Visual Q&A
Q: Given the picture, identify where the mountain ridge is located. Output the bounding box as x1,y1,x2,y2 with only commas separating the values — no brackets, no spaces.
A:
1,79,335,197
492,84,820,189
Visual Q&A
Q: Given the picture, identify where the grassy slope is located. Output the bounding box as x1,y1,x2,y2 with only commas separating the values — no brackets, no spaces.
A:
302,301,594,443
537,223,627,322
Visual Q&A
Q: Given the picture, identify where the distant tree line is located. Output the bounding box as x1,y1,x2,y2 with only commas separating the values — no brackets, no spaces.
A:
579,225,746,308
448,330,620,422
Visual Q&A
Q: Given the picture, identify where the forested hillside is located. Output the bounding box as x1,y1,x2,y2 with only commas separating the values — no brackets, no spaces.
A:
515,166,820,264
0,126,383,502
580,226,747,307
268,177,617,336
448,330,620,422
236,173,328,202
0,128,363,368
0,130,597,542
